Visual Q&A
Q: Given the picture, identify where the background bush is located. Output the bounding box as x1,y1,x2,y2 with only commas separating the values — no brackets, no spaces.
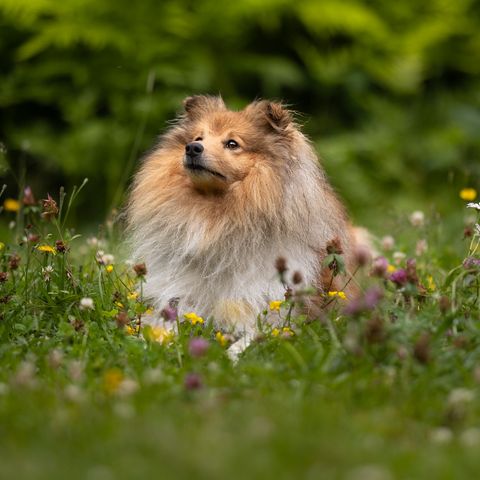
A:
1,0,480,227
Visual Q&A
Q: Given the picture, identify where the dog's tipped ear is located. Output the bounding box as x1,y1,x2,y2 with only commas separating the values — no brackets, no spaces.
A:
183,95,226,119
246,100,293,132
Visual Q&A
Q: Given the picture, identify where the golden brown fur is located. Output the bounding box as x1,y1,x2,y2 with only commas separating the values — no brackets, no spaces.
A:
128,96,360,352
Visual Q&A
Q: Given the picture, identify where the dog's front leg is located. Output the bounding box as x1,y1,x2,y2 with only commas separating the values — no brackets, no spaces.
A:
227,329,255,362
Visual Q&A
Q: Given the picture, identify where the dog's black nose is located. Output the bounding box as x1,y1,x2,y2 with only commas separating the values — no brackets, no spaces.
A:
185,142,204,158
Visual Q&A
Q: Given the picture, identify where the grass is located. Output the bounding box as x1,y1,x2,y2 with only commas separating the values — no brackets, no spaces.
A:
0,186,480,480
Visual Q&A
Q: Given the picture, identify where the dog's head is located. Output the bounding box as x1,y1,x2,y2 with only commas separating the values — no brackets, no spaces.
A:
169,95,295,194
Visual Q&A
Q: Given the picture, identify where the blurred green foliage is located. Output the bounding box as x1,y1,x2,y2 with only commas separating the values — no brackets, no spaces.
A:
1,0,480,226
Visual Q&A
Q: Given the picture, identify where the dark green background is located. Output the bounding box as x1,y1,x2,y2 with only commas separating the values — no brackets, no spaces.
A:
1,0,480,228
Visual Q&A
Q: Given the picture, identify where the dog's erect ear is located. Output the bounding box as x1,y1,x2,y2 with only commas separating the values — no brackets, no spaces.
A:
183,95,226,120
246,100,293,133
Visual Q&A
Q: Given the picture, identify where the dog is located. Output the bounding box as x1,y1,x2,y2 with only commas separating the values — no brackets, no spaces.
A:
128,95,365,357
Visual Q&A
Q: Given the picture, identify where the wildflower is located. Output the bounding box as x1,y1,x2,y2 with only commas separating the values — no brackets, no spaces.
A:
409,210,425,227
79,297,94,310
27,233,40,243
413,333,430,364
184,372,203,391
371,256,388,277
381,235,395,251
69,317,84,332
406,258,419,284
55,240,67,253
328,291,347,300
292,271,303,284
0,272,7,283
393,251,406,265
117,378,139,397
127,291,139,301
96,251,115,265
8,253,20,270
448,388,474,406
149,326,174,344
133,262,147,277
184,312,204,325
389,268,408,287
326,237,343,254
364,287,384,309
463,257,480,269
103,368,124,394
158,304,177,322
48,349,64,369
215,331,228,347
188,337,210,358
269,300,283,311
271,328,280,337
23,186,36,206
439,295,451,314
467,202,480,211
115,301,124,309
386,264,396,273
42,265,54,282
105,265,114,273
427,276,436,291
364,316,385,344
281,326,295,338
460,428,480,448
354,245,371,267
125,325,139,335
12,361,37,388
145,307,154,315
86,237,99,247
64,384,85,403
36,245,56,255
275,256,287,275
115,311,130,328
68,360,84,382
3,198,20,212
429,427,453,445
415,239,428,256
0,242,4,251
460,188,477,201
41,194,58,220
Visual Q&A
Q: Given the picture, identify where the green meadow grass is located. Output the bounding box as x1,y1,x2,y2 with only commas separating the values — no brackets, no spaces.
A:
0,186,480,480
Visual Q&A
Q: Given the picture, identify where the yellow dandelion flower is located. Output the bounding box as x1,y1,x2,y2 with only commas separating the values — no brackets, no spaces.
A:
269,300,283,311
105,264,114,273
149,326,174,344
125,325,139,335
282,327,295,337
115,301,124,309
3,199,20,212
387,264,397,273
460,188,477,201
184,312,204,325
427,275,436,292
328,291,347,300
271,328,280,337
215,331,228,347
145,307,154,315
103,368,124,394
36,245,56,255
127,291,139,301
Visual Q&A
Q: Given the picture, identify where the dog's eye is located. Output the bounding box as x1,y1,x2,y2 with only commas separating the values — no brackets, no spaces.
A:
225,139,239,149
194,137,203,142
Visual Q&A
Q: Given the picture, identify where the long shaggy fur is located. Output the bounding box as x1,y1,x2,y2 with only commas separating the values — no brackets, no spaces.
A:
127,96,358,332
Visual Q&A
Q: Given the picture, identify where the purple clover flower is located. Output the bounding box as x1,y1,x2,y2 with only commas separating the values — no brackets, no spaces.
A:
188,338,210,358
390,268,408,287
